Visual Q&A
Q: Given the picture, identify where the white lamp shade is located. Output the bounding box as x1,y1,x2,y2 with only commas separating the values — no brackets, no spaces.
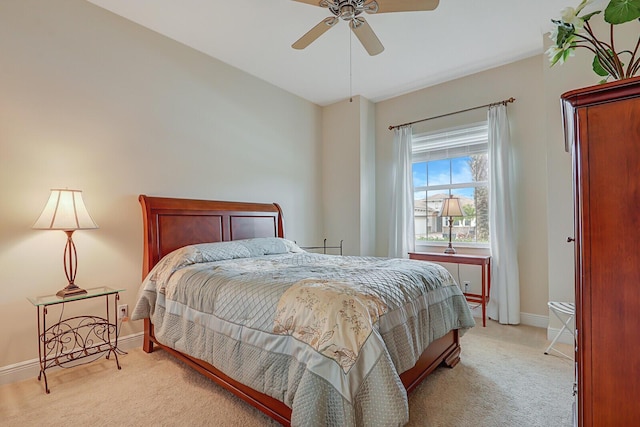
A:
32,189,98,231
440,197,463,217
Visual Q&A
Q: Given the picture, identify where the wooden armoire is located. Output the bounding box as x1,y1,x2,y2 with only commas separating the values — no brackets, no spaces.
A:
561,76,640,426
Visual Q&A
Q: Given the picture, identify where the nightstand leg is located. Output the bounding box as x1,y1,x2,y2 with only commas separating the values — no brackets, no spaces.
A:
40,371,50,394
36,306,50,393
105,293,122,369
481,264,487,327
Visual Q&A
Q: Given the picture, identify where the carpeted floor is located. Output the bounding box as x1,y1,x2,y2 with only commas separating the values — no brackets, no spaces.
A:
0,321,574,426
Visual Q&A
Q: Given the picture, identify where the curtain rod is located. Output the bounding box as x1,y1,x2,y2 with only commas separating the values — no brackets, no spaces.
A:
388,97,516,131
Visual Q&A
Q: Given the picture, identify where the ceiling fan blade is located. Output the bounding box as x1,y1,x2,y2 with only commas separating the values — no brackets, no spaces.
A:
291,0,328,8
369,0,439,13
292,17,338,50
350,17,384,56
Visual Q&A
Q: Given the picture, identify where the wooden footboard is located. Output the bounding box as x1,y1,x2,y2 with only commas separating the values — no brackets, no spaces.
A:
401,330,460,393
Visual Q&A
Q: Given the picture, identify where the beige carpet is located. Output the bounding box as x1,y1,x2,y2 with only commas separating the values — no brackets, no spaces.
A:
0,321,574,426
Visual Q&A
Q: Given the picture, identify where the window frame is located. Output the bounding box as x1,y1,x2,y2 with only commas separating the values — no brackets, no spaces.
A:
412,122,490,251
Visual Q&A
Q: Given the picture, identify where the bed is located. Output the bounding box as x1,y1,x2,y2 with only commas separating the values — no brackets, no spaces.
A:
132,195,475,426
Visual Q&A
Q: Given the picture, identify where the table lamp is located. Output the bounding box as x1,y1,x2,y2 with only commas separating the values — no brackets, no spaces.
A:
439,196,463,254
32,189,98,298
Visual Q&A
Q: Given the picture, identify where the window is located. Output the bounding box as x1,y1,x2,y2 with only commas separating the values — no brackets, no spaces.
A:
412,122,489,247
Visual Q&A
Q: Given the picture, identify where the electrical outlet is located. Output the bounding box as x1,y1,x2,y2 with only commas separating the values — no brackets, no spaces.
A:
463,281,470,293
118,304,128,321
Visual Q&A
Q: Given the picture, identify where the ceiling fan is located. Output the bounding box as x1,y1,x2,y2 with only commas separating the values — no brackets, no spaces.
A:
291,0,440,56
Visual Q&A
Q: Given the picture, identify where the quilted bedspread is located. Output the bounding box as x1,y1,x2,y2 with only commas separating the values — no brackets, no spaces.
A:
132,238,475,426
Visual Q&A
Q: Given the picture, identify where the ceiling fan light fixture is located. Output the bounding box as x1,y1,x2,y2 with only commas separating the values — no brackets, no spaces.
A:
350,17,364,29
325,16,339,26
363,1,378,13
340,4,356,19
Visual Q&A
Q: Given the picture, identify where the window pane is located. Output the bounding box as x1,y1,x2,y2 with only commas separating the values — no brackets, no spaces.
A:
413,162,427,188
411,122,489,247
428,191,448,216
427,159,450,186
414,191,449,243
414,190,428,240
469,153,488,182
476,213,490,243
451,156,472,184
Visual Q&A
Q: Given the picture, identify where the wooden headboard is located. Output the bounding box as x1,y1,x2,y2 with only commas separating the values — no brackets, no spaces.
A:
138,195,285,278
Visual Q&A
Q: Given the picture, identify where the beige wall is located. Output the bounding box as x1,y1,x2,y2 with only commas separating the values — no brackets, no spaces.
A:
321,96,376,256
0,0,323,368
322,99,361,255
543,38,594,309
359,97,376,256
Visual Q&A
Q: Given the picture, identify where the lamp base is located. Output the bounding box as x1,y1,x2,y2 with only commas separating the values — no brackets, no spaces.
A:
444,246,457,254
56,283,87,298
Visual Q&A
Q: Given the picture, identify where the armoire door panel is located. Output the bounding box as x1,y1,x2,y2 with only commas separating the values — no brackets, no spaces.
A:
563,77,640,426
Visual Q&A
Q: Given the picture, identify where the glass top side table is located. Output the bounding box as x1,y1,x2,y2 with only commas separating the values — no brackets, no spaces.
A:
27,286,125,393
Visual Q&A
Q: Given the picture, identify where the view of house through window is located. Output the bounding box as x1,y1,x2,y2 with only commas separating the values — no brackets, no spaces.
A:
412,122,489,247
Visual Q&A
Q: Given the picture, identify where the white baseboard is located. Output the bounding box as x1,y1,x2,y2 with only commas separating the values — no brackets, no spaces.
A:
0,332,143,387
520,312,548,328
472,308,573,346
469,306,549,329
518,311,573,345
522,312,573,345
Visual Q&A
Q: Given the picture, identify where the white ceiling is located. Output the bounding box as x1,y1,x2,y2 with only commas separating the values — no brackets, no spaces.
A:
87,0,567,106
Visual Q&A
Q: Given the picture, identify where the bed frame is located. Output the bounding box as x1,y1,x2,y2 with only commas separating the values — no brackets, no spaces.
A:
138,194,461,426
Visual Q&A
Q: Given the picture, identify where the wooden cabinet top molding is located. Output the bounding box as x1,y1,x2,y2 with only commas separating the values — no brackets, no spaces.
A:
562,75,640,107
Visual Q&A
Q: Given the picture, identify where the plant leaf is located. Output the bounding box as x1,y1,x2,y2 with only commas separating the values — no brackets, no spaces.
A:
591,48,625,78
592,54,610,76
563,48,574,63
550,48,568,66
605,0,640,24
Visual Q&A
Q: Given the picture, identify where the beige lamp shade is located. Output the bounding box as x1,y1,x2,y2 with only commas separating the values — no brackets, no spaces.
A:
32,189,98,231
33,189,98,297
439,197,463,217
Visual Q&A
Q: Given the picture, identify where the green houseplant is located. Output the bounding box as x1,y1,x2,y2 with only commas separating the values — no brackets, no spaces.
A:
548,0,640,81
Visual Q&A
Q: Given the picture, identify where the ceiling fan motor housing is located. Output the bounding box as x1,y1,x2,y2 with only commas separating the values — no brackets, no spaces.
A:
339,4,357,19
326,0,379,21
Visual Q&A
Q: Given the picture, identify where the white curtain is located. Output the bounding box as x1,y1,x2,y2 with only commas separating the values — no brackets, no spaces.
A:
388,125,415,258
487,105,520,324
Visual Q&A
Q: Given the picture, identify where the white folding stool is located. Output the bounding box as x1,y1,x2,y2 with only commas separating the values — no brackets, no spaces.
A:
544,301,576,360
